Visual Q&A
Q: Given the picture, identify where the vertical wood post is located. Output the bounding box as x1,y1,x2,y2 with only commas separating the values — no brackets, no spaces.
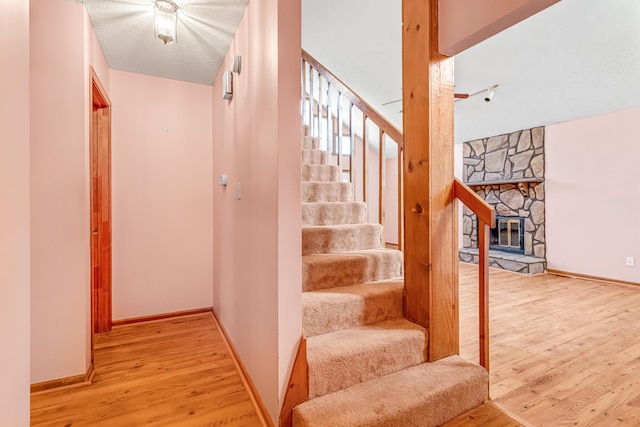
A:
402,0,458,360
478,220,490,372
378,129,385,225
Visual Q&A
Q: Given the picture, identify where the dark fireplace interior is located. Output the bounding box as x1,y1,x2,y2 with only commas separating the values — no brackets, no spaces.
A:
487,216,525,254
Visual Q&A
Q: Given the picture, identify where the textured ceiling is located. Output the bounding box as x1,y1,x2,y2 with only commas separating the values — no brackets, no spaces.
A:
303,0,640,143
84,0,249,85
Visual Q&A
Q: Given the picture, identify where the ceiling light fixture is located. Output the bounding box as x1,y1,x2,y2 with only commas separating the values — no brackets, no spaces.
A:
452,84,499,103
484,88,495,103
154,0,178,45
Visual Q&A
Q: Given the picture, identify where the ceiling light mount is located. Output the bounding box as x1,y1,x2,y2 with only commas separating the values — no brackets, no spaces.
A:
484,87,495,103
154,0,178,45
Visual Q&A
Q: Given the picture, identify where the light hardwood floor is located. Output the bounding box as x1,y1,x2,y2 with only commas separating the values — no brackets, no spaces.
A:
444,402,530,427
31,264,640,426
454,262,640,427
31,313,263,426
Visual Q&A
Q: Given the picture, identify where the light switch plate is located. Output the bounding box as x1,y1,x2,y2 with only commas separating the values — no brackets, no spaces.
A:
222,71,233,100
219,174,227,186
626,257,635,267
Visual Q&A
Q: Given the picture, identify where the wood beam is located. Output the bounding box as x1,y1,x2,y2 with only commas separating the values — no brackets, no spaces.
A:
402,0,458,361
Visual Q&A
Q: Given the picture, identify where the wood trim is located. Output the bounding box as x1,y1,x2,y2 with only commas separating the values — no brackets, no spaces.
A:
90,65,112,377
547,269,640,288
112,307,214,327
303,50,403,146
90,67,110,108
211,309,274,427
31,363,95,394
397,146,404,251
453,178,496,227
278,336,308,427
478,220,490,376
378,129,385,225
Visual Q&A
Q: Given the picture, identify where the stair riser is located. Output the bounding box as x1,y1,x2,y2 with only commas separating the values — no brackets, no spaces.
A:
302,250,403,291
302,224,383,255
302,281,404,337
307,321,427,398
302,202,367,226
302,135,319,150
302,182,353,203
302,149,328,165
301,165,340,182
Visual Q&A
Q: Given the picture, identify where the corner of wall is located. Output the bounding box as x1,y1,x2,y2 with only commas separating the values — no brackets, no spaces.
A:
0,0,31,423
211,0,302,422
30,0,92,384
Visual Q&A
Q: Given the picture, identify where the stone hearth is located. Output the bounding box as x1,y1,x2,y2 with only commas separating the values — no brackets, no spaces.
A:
460,126,546,274
459,248,545,275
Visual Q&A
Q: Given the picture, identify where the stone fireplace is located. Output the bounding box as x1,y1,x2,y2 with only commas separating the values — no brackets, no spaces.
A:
459,126,547,274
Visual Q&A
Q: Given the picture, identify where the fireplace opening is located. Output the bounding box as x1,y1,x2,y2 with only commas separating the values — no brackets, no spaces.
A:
485,216,525,254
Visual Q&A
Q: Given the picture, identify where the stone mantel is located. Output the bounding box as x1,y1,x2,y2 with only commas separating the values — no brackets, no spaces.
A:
464,177,543,186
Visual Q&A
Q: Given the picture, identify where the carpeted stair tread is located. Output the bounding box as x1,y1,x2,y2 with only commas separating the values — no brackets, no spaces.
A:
302,181,353,202
302,223,383,255
301,149,328,165
307,318,427,398
293,355,489,427
302,248,403,291
302,278,403,337
301,164,341,182
302,201,367,226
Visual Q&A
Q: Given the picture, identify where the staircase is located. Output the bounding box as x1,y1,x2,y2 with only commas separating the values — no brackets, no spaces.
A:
292,130,489,426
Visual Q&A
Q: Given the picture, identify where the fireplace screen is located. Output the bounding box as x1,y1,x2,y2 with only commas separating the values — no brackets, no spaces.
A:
488,216,525,254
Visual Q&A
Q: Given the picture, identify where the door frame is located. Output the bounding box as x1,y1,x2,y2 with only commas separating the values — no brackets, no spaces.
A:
90,67,112,349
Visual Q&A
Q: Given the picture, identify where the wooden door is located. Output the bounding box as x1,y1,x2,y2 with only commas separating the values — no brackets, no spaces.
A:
90,67,112,336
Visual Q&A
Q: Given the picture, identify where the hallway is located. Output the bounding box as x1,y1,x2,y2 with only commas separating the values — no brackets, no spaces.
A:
31,313,263,426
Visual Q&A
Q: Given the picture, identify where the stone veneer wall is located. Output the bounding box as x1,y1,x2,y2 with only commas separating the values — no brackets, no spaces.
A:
461,126,546,268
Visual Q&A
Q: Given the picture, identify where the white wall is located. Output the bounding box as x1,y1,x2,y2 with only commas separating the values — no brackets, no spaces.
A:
546,106,640,283
30,0,93,383
439,0,560,56
212,0,301,421
0,0,31,423
110,70,214,320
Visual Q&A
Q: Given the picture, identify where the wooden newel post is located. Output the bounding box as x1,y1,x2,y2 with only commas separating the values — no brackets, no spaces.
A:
402,0,458,361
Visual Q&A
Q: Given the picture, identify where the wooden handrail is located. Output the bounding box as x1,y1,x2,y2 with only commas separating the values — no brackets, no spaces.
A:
453,178,496,374
453,179,496,227
302,50,403,147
